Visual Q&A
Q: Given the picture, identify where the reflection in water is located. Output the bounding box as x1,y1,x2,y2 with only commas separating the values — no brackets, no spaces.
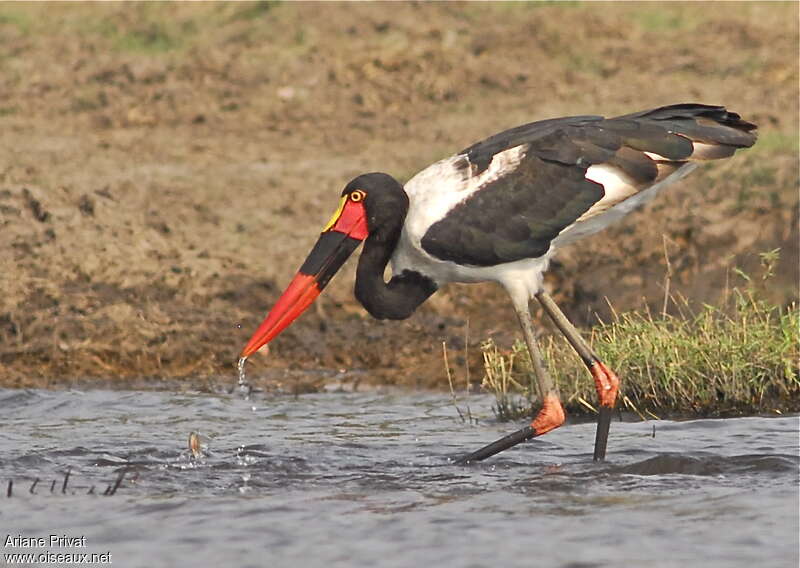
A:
0,388,797,568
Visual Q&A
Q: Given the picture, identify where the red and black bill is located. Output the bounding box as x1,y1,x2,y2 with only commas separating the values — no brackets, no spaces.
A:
240,193,369,358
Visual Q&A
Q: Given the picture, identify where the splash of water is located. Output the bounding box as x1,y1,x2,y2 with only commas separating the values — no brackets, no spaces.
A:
237,356,251,400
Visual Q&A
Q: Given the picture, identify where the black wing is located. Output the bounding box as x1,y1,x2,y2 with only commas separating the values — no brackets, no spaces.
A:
420,104,756,267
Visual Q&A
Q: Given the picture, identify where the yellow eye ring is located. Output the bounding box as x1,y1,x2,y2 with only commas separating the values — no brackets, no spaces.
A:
350,190,366,202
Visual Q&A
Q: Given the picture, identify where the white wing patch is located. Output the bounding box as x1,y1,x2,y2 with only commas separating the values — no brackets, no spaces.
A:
578,164,640,222
690,142,736,160
644,151,670,161
579,155,691,224
552,162,697,248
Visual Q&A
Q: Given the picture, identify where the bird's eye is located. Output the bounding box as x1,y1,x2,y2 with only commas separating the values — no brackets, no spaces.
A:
350,190,366,202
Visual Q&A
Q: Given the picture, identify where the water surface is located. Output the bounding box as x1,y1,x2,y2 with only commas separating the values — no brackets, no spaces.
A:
1,387,797,568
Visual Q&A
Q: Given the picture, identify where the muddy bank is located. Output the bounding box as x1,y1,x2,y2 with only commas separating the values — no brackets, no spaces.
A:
0,3,797,390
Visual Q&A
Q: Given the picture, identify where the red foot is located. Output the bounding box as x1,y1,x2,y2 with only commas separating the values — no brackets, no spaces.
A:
530,394,566,435
591,361,619,408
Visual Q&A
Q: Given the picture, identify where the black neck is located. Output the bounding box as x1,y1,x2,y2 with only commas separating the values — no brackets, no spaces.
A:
355,228,437,321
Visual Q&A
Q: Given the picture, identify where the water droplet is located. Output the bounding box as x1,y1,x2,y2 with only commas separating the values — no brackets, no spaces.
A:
237,356,251,400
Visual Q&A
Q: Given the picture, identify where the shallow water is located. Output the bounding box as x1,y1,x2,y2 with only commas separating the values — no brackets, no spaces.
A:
1,387,797,568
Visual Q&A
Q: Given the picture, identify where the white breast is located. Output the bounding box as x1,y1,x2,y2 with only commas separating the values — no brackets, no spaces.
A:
391,145,550,298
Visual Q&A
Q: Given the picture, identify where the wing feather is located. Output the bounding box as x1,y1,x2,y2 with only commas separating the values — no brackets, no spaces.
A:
416,104,756,266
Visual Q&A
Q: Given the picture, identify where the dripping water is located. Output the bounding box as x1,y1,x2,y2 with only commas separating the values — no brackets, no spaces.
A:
237,356,251,400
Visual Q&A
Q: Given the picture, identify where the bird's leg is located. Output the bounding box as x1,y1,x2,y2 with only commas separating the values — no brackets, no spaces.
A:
534,291,619,461
534,291,619,405
456,298,565,464
514,300,566,436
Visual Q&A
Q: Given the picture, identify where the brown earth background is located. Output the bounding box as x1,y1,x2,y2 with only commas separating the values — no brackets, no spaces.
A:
0,2,797,392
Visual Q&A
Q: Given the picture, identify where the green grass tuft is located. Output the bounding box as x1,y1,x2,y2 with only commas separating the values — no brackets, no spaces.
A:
480,253,799,420
111,22,180,54
231,1,281,21
0,9,32,33
79,6,200,54
630,8,698,32
751,131,800,155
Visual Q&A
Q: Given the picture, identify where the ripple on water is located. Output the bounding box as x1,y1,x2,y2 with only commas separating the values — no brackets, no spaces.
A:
0,387,797,568
607,453,799,476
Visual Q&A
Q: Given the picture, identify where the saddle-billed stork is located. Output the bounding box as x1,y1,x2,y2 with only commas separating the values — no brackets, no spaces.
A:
239,103,756,463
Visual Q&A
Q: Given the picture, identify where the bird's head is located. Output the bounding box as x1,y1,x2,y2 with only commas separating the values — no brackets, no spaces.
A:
240,173,406,358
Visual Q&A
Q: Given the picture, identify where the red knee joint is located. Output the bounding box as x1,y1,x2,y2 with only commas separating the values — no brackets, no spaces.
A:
591,361,619,408
530,394,566,435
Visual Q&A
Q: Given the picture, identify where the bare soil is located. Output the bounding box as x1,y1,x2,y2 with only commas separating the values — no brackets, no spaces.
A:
1,2,797,391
